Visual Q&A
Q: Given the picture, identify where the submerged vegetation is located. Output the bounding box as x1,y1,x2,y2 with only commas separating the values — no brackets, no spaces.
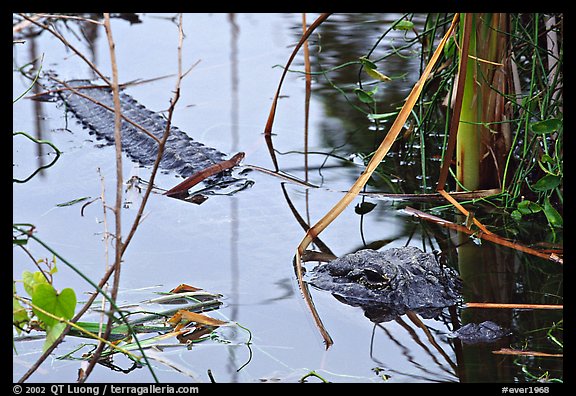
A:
13,13,562,383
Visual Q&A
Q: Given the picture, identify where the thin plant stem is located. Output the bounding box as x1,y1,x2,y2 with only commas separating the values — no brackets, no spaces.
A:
79,12,125,383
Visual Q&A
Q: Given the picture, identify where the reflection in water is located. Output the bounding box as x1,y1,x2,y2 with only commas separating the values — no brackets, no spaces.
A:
369,314,458,382
227,13,240,382
28,39,46,175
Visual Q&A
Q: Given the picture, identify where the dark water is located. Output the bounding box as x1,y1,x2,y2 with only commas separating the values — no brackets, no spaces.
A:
13,13,562,383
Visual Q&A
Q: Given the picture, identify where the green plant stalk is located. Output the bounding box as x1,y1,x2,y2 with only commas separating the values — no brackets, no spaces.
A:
13,132,61,183
456,13,480,191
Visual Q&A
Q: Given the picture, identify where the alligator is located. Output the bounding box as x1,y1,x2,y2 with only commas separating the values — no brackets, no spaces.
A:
309,246,462,323
55,79,247,196
449,320,510,344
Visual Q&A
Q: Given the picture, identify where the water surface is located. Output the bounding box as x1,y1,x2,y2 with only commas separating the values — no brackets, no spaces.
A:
13,13,562,383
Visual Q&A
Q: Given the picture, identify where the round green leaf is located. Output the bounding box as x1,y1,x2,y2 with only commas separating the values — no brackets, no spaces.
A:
517,200,542,215
393,20,414,30
354,88,375,104
539,154,554,164
22,270,49,297
530,119,562,134
511,209,523,221
532,174,561,192
32,284,76,328
359,56,377,70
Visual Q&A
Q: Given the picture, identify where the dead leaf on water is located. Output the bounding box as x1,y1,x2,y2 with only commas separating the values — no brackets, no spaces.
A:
177,326,215,344
167,309,228,328
170,284,203,293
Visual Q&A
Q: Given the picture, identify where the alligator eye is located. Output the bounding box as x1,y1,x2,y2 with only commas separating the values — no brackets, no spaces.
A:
363,268,387,283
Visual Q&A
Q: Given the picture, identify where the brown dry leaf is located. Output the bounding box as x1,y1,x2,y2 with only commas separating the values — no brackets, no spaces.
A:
492,348,563,358
167,309,228,328
176,326,215,344
170,284,203,293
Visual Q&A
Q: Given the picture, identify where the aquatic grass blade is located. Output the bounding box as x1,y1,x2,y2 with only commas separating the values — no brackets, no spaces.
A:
263,13,331,171
264,13,332,136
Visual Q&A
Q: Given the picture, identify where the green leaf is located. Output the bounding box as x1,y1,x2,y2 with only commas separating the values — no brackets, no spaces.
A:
49,263,58,275
359,56,391,82
71,321,169,341
444,36,456,58
44,322,67,352
359,56,377,70
532,174,561,192
56,196,91,207
365,67,391,82
517,200,542,215
13,238,28,246
22,270,49,297
511,209,523,221
393,20,414,30
530,119,562,134
368,111,399,121
32,284,76,328
543,197,562,228
13,297,29,333
355,202,377,215
354,88,375,104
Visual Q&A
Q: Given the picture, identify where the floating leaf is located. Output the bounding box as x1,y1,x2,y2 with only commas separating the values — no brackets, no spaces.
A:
32,284,76,328
69,321,170,341
168,309,228,328
543,197,562,228
56,196,92,207
532,174,561,192
170,284,203,293
177,326,215,344
393,20,414,30
355,202,377,215
530,119,562,134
